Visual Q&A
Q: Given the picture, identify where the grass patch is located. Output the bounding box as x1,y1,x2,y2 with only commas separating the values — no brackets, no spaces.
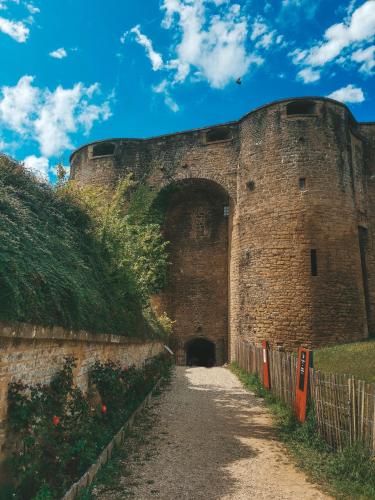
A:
230,362,375,500
314,340,375,383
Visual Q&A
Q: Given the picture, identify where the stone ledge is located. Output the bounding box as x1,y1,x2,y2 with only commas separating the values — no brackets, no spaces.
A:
0,321,155,345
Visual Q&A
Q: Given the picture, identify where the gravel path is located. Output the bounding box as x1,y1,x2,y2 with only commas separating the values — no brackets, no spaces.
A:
97,367,330,500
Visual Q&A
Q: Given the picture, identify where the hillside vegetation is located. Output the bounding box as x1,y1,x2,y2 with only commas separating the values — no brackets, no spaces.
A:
0,155,170,338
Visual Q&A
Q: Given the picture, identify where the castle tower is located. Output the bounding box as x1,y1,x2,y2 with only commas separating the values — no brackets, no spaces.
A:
70,97,375,363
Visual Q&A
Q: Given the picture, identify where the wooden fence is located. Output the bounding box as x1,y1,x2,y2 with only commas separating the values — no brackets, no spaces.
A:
236,340,375,454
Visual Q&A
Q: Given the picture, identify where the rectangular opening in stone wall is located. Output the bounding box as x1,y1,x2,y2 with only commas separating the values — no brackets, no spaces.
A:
92,142,115,158
299,178,306,190
223,205,229,217
205,126,232,143
310,249,318,276
286,101,316,116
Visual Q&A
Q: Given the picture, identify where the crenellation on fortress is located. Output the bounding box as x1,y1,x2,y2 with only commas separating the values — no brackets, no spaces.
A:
70,97,375,364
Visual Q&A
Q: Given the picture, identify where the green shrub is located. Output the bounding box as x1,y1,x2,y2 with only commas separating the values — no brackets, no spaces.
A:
0,155,170,338
5,354,172,499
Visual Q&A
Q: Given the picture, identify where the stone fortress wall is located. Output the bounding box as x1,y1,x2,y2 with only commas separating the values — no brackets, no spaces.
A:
70,97,375,364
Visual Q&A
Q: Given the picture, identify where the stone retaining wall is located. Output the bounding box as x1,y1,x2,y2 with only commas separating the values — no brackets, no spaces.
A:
0,321,162,461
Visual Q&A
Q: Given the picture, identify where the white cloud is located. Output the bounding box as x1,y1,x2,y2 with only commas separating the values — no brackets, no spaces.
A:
280,0,321,21
255,30,277,49
290,0,375,82
328,84,365,103
160,0,262,89
303,2,374,66
124,1,276,110
289,48,308,64
153,79,179,112
0,75,38,133
49,47,67,59
251,16,279,50
251,16,268,40
23,155,49,179
0,1,39,40
35,83,112,157
307,1,375,67
130,25,164,71
297,67,321,83
26,3,39,14
77,95,112,133
0,0,21,9
351,45,375,73
164,94,179,112
0,76,112,158
346,0,358,16
0,16,29,42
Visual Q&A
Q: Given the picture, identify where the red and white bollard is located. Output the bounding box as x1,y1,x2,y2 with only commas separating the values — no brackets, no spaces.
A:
262,340,271,390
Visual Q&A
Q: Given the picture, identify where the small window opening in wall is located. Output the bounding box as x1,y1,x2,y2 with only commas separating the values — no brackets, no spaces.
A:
246,180,255,192
310,249,318,276
92,142,115,157
299,178,306,190
205,126,232,143
286,101,316,116
224,205,229,217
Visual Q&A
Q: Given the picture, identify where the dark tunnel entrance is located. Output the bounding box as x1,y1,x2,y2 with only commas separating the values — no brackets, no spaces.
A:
186,338,215,367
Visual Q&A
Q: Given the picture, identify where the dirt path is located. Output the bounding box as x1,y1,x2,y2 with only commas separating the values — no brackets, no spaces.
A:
95,367,330,499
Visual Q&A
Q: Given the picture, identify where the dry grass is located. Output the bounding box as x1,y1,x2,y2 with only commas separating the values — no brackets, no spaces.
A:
314,339,375,383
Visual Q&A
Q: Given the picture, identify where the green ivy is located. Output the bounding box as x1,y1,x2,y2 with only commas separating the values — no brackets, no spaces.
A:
0,155,171,338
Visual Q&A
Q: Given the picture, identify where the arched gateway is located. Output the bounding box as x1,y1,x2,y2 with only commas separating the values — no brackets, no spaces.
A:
70,97,375,359
186,338,216,367
157,179,230,365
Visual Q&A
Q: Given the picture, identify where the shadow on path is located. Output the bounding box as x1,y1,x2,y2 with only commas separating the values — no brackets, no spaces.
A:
95,367,330,500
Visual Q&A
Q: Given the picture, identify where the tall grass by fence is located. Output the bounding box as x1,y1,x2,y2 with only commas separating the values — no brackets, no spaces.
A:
236,340,375,454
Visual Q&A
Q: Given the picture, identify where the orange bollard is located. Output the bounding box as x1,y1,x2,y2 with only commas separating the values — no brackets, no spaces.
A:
295,347,313,423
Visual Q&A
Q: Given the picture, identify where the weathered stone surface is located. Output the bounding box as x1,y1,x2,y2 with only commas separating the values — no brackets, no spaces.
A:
70,97,375,362
0,322,162,461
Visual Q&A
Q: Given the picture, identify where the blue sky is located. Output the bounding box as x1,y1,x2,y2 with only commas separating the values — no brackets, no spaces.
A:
0,0,374,181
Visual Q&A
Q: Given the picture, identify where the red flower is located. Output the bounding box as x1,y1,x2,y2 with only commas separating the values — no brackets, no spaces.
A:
101,404,107,414
52,416,60,426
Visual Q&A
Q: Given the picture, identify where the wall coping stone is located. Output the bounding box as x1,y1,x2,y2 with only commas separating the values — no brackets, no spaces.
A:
70,95,373,162
0,321,156,345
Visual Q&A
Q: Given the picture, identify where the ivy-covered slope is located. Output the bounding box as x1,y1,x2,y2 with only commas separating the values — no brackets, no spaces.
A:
0,155,170,338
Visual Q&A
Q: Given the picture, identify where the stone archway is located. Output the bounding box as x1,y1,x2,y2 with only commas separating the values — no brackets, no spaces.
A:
186,337,216,367
155,178,231,366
